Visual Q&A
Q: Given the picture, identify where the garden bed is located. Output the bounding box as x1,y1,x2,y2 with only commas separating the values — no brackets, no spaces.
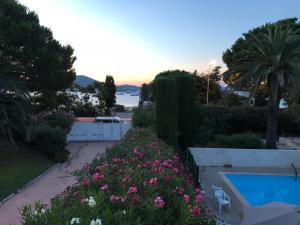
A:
21,128,215,225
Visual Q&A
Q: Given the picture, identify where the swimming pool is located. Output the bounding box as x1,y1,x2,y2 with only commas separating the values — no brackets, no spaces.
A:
223,173,300,206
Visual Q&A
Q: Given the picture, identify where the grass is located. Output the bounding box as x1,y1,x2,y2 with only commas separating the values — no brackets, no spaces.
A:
0,140,55,201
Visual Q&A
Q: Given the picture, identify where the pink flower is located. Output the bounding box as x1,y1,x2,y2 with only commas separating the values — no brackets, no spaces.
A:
163,174,172,182
110,194,120,203
133,147,140,154
195,188,202,194
82,178,90,187
191,206,201,216
100,184,109,192
178,187,185,195
172,168,180,174
92,172,104,182
148,177,158,186
153,160,160,166
183,194,190,203
154,196,165,208
196,194,204,203
128,186,138,194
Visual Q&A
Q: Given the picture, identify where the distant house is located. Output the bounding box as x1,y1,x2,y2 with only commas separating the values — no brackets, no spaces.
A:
220,86,287,108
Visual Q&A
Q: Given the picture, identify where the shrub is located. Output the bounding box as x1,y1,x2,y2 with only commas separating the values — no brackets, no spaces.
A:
155,77,178,145
213,132,264,149
30,125,69,162
21,128,214,225
115,104,125,112
43,111,74,132
132,105,156,129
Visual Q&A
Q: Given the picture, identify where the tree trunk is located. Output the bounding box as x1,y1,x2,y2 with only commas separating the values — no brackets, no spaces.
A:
265,95,280,149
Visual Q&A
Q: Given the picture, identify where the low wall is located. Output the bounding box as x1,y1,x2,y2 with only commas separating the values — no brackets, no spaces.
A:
67,122,131,141
189,147,300,168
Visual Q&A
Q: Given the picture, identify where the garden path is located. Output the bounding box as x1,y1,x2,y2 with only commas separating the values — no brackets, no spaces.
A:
0,141,116,225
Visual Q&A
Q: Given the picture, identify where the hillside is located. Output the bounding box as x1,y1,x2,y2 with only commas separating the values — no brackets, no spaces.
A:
74,75,97,87
117,84,140,93
75,75,140,92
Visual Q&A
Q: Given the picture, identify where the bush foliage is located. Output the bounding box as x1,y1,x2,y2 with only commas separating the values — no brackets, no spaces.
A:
21,129,215,225
30,125,69,162
196,105,300,146
132,105,156,129
213,133,264,149
42,111,74,132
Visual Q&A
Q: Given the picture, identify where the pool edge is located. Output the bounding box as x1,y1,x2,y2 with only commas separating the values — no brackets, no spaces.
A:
219,172,251,208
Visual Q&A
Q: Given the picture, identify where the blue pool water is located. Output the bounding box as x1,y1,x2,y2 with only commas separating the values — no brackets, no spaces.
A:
225,174,300,206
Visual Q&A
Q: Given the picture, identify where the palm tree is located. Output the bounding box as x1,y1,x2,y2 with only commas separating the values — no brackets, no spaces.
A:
223,24,300,148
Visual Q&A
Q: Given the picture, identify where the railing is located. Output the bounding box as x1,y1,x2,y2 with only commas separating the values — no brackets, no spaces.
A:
186,149,200,187
291,163,298,181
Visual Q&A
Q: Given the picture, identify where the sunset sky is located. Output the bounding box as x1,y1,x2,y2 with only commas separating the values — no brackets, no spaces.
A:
19,0,300,85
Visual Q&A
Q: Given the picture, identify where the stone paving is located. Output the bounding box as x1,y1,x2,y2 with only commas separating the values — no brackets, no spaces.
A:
0,141,116,225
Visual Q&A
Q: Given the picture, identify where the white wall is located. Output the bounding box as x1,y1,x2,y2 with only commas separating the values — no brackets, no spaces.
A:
67,122,131,141
189,147,300,168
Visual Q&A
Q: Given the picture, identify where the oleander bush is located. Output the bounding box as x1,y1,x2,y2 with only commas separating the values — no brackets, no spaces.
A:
21,128,215,225
213,132,264,149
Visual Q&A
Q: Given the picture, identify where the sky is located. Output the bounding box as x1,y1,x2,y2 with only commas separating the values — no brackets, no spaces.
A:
19,0,300,85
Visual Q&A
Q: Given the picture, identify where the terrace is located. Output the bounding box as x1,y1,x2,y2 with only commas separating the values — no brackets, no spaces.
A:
190,147,300,225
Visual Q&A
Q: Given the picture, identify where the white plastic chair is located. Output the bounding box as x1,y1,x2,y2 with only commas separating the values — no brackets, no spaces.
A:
212,185,223,201
217,191,231,213
216,219,231,225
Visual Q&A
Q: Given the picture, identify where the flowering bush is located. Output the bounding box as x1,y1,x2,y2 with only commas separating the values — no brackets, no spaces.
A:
21,128,215,225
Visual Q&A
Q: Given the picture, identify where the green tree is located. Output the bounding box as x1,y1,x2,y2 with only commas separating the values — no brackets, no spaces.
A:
193,67,222,104
103,75,116,115
223,20,300,148
174,74,196,147
0,0,76,111
155,77,178,145
0,77,31,147
154,70,196,147
140,83,150,101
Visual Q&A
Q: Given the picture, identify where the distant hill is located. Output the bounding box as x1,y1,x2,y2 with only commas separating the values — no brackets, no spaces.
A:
75,75,140,92
75,75,97,87
117,85,140,93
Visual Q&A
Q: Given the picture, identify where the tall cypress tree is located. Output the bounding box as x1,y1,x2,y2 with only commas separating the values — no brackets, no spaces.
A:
154,70,196,148
174,74,196,148
155,77,178,145
103,75,116,115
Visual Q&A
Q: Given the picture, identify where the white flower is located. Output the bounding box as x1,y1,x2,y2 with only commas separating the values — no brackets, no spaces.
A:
70,217,80,224
122,210,126,215
33,208,46,216
90,218,102,225
95,219,102,225
88,196,96,207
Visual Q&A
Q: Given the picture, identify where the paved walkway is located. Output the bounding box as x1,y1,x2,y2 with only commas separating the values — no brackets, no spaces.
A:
0,141,116,225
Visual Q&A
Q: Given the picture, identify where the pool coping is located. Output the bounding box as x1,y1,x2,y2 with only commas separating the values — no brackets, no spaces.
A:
219,172,295,208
